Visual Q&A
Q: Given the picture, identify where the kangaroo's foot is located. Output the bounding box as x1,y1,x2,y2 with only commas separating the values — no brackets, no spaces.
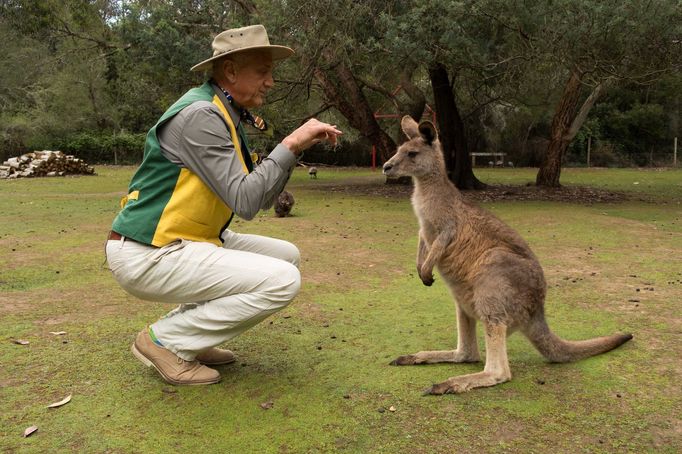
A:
424,322,512,394
424,370,511,395
390,349,480,366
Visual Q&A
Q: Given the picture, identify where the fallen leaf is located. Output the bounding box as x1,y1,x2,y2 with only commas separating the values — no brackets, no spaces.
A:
12,339,29,345
49,331,67,336
23,426,38,437
47,394,72,408
259,401,274,410
389,406,396,412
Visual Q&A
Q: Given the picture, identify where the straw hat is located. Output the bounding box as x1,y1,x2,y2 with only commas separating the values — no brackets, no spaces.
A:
191,24,294,72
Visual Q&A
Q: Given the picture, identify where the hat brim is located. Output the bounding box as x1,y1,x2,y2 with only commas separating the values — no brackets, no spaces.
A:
190,45,294,72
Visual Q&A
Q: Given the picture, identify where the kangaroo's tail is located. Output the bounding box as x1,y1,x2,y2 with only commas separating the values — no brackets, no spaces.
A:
523,313,633,363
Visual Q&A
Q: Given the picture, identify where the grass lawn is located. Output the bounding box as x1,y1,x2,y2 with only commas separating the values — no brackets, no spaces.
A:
1,166,680,453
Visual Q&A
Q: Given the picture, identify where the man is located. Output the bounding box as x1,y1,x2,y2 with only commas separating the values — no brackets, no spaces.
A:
105,25,341,385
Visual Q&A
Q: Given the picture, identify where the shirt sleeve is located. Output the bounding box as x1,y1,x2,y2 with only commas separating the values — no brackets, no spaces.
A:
157,101,298,220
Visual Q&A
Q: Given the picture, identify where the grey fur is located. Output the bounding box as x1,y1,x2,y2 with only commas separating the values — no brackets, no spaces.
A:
382,116,632,394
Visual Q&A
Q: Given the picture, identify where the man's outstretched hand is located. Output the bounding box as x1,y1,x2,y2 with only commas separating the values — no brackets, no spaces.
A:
282,119,342,156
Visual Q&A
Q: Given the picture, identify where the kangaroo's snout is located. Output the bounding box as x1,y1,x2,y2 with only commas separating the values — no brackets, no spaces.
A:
382,163,393,175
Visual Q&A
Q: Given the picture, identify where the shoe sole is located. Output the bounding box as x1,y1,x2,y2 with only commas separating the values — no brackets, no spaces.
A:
197,358,237,366
131,343,221,385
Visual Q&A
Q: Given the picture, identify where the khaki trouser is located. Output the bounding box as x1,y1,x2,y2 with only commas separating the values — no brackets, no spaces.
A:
105,230,301,361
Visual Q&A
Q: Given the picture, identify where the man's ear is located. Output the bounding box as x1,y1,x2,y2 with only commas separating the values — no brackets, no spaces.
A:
222,59,238,83
401,115,419,139
418,121,437,145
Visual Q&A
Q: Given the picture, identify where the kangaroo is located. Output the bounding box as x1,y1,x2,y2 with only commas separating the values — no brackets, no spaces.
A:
382,116,632,395
308,166,318,179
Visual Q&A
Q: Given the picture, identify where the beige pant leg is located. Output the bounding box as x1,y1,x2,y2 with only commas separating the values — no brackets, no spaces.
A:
106,234,301,361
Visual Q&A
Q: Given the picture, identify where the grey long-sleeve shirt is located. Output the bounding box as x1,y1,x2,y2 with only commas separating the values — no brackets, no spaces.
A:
156,85,297,220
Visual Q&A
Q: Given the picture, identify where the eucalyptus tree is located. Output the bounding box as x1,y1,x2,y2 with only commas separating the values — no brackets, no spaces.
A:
479,0,681,186
380,0,528,189
106,0,260,131
263,0,417,163
0,0,124,153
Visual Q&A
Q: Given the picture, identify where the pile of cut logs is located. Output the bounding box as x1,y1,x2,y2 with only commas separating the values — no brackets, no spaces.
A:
0,151,95,179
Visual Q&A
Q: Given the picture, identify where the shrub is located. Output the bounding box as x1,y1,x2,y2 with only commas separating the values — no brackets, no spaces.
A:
56,131,146,164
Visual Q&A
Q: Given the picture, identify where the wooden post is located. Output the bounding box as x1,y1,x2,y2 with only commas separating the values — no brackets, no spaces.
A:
587,135,591,168
674,137,678,167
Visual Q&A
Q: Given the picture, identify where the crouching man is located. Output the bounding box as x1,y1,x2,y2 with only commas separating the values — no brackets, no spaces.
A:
106,24,341,385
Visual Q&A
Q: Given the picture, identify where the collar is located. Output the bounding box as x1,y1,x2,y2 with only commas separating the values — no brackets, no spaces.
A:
210,79,269,134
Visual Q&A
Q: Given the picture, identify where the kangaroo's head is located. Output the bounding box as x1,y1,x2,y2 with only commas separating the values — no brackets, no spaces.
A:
382,116,445,179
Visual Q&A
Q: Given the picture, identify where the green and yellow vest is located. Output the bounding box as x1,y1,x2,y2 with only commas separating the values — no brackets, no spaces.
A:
111,82,252,247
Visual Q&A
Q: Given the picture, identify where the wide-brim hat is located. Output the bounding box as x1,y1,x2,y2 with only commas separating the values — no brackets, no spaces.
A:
191,24,294,72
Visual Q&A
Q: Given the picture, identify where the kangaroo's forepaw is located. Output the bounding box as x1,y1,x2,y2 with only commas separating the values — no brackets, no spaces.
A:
420,275,434,286
389,354,418,366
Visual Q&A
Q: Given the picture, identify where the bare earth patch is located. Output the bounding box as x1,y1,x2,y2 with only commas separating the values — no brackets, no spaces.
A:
309,179,633,204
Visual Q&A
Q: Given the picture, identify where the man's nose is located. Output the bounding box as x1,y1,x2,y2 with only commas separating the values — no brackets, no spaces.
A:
265,73,274,88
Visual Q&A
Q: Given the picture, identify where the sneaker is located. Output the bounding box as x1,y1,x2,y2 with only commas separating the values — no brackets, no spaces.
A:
195,347,236,366
131,329,221,385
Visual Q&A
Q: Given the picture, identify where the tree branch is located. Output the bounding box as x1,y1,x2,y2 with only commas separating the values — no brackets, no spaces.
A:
564,79,610,141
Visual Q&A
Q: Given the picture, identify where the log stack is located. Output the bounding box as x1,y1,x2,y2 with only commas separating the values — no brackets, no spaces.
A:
0,151,95,179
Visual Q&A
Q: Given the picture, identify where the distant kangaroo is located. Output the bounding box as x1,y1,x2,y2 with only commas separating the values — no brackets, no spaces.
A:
382,116,632,395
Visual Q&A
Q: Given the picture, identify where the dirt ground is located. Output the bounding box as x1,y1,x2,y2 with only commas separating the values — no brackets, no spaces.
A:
310,178,633,204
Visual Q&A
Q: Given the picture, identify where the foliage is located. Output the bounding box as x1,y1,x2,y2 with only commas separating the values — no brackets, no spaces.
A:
0,0,679,168
54,130,147,164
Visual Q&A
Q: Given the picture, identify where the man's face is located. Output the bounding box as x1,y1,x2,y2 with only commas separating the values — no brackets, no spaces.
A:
225,51,275,109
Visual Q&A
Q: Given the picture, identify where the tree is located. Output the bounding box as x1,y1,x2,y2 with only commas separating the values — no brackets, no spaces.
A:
0,0,124,157
480,0,682,186
264,0,414,164
380,0,532,189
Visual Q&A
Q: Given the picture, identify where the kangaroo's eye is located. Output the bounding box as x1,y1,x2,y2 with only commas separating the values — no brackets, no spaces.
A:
407,151,418,158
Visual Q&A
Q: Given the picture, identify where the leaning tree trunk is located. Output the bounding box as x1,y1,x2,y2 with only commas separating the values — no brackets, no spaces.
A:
536,70,583,187
400,69,427,123
428,63,485,189
314,63,396,163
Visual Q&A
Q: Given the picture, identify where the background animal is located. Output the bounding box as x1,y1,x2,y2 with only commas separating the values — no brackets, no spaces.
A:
274,190,295,217
382,116,632,395
308,166,318,179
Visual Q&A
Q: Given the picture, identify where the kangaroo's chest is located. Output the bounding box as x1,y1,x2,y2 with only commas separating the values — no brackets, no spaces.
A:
412,196,452,243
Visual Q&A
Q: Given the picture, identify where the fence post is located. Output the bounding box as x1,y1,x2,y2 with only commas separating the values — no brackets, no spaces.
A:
674,137,678,167
587,136,591,168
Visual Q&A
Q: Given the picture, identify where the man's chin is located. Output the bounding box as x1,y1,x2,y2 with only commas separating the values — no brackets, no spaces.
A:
247,98,265,109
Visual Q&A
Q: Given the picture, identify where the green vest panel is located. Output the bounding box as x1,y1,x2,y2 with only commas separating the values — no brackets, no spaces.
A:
111,82,250,247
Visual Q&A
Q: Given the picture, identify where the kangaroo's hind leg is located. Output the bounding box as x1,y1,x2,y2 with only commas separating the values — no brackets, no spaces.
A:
425,322,511,395
390,303,480,365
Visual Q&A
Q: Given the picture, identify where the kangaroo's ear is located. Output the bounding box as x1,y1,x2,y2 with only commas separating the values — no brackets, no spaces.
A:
418,121,437,145
401,115,420,139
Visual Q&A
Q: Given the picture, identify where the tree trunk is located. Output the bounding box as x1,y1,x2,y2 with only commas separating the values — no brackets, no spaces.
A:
314,63,396,163
400,70,427,122
428,63,485,189
536,70,583,187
